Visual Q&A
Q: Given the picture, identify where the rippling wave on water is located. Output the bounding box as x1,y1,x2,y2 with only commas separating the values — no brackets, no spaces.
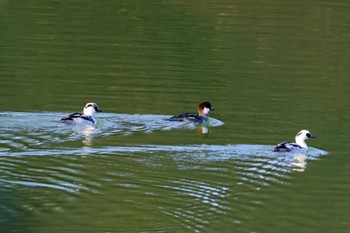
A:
0,111,325,157
0,111,326,167
0,111,223,151
0,112,328,232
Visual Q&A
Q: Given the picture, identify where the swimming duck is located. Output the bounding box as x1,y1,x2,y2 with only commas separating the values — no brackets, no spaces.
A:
168,102,214,124
273,129,316,152
60,103,102,125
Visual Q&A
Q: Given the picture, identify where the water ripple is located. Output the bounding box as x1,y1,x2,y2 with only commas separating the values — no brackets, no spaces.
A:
0,111,224,151
0,112,328,232
0,144,328,233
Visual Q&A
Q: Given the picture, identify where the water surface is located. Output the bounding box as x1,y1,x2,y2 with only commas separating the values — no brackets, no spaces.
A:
1,0,350,232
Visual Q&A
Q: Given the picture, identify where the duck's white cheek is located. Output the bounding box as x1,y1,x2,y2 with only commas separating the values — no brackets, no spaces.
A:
203,107,210,114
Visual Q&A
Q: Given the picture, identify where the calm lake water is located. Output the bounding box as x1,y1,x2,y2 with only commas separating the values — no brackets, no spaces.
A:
1,1,350,232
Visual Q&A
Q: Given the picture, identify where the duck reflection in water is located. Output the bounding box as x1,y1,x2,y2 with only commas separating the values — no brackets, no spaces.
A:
60,102,102,147
291,153,308,172
196,125,209,135
273,129,317,172
73,124,96,147
168,102,215,134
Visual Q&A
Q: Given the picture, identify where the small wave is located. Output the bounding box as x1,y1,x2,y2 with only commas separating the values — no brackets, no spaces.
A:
0,144,327,171
0,112,327,174
0,111,224,152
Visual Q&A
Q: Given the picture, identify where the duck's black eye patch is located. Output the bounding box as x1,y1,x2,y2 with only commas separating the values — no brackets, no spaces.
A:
306,133,311,138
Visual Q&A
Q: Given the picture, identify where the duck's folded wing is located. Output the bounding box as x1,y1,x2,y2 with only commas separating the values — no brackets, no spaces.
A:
168,113,197,122
273,141,292,152
60,113,83,121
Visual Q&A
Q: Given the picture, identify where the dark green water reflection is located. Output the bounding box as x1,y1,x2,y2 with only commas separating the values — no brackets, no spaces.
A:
0,0,350,232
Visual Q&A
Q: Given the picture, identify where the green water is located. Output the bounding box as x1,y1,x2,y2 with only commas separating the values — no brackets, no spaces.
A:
0,1,349,232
